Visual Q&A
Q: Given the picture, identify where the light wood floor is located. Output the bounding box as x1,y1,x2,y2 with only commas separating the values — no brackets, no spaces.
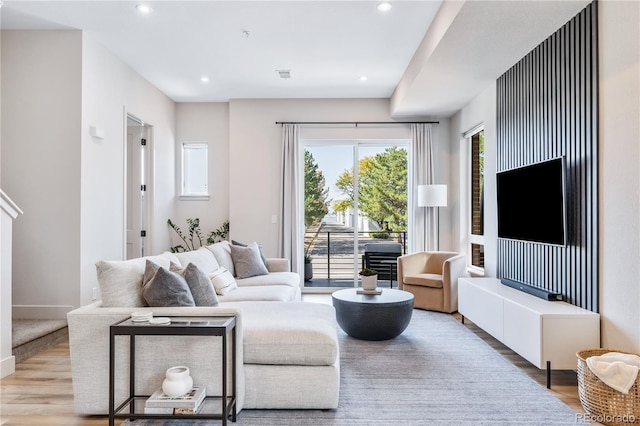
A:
0,295,589,425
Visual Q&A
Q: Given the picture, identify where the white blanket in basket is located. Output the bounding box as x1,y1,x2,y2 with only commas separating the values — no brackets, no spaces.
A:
586,352,640,394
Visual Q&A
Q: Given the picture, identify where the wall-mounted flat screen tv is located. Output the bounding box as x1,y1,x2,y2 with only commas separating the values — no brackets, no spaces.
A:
497,157,566,246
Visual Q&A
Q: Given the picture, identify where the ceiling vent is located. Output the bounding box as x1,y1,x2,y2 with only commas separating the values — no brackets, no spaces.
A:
276,70,292,79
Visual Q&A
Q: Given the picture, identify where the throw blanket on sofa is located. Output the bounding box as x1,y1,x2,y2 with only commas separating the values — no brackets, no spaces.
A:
586,352,640,394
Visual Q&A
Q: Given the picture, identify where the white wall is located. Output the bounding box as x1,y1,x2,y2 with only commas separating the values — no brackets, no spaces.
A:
227,98,448,258
449,82,497,277
1,30,177,314
80,33,176,307
173,103,229,244
1,31,82,313
598,0,640,352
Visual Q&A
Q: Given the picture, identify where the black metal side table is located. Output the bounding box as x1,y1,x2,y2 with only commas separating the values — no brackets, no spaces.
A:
109,316,236,425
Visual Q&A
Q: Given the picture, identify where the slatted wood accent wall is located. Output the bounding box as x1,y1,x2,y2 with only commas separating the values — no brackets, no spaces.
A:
496,2,598,311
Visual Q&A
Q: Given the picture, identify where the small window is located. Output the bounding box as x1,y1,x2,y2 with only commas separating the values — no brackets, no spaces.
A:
468,128,484,271
471,130,484,238
181,142,208,198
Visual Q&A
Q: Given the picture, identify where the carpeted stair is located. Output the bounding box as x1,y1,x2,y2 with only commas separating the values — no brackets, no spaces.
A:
12,319,68,364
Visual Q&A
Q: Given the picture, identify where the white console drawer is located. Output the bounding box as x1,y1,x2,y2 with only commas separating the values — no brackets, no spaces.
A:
459,279,504,341
503,299,542,368
542,316,600,370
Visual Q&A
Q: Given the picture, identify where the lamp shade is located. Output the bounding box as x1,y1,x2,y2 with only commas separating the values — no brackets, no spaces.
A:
417,184,447,207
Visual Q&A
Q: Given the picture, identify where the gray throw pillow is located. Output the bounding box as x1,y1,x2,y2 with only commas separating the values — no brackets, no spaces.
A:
232,240,268,267
230,242,270,279
141,260,195,307
170,262,219,306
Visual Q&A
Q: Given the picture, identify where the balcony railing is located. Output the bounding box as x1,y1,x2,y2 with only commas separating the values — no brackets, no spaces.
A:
304,228,407,287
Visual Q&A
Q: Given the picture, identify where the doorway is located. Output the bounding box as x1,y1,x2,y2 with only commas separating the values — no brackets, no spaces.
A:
126,114,152,259
303,140,410,288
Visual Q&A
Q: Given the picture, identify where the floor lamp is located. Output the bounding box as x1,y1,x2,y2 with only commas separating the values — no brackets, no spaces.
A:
417,184,447,251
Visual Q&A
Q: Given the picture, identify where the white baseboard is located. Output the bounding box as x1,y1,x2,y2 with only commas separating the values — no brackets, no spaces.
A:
1,355,15,378
12,305,74,320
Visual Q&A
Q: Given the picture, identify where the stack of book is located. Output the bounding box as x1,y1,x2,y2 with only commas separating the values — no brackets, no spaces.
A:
357,287,382,295
144,386,206,415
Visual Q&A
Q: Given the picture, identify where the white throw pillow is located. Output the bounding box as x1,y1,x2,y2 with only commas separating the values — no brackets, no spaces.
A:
208,267,238,295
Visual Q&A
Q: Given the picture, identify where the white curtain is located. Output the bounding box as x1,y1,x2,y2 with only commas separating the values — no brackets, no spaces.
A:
279,124,303,274
411,123,437,251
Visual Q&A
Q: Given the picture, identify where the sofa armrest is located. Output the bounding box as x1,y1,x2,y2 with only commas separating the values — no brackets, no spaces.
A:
265,258,290,272
442,254,466,285
442,254,467,312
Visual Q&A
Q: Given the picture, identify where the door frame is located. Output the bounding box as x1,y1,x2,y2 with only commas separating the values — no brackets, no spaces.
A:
123,109,154,259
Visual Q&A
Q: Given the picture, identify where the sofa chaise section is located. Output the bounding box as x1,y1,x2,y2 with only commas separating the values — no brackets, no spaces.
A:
224,301,340,409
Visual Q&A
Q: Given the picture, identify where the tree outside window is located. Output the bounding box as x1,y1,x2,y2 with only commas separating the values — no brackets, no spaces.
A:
334,146,408,231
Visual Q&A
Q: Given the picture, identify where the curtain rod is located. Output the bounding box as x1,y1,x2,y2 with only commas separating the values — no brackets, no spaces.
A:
275,121,439,126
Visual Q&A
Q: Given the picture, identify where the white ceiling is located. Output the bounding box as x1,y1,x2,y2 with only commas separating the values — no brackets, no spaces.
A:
1,1,592,118
1,1,441,102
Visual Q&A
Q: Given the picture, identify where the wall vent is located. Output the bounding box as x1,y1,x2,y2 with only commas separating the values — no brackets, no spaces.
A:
276,70,292,79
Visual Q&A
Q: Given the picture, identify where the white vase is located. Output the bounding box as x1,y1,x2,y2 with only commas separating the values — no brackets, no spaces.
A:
361,275,378,291
162,366,193,397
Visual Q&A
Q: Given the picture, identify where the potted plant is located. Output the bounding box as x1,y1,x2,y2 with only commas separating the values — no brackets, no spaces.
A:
304,252,313,282
359,268,378,290
167,218,229,253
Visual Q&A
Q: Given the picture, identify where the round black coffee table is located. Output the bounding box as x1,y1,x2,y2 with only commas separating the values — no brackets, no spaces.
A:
331,288,414,341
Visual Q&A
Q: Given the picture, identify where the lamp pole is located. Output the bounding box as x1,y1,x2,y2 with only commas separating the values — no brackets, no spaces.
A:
417,184,447,251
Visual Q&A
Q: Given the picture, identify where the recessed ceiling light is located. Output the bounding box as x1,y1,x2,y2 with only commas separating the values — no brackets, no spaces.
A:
360,76,368,82
377,2,392,12
136,4,152,14
200,76,209,83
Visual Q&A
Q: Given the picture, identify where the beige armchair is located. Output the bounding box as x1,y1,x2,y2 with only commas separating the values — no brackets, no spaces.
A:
397,251,466,313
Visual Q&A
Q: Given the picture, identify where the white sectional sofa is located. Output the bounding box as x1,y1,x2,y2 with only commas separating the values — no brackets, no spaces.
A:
67,241,340,415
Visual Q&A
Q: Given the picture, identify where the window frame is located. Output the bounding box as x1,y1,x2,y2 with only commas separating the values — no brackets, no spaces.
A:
180,142,210,200
463,125,485,275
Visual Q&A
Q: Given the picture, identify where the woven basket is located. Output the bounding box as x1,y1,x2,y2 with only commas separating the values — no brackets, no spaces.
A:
576,348,640,425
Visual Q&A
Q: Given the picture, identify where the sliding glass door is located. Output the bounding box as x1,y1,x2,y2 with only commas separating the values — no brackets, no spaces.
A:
303,140,410,289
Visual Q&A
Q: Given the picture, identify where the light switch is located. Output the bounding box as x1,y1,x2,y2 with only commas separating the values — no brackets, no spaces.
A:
271,214,277,224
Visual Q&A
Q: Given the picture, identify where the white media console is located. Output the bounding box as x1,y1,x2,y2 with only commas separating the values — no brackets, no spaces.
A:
458,278,600,387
